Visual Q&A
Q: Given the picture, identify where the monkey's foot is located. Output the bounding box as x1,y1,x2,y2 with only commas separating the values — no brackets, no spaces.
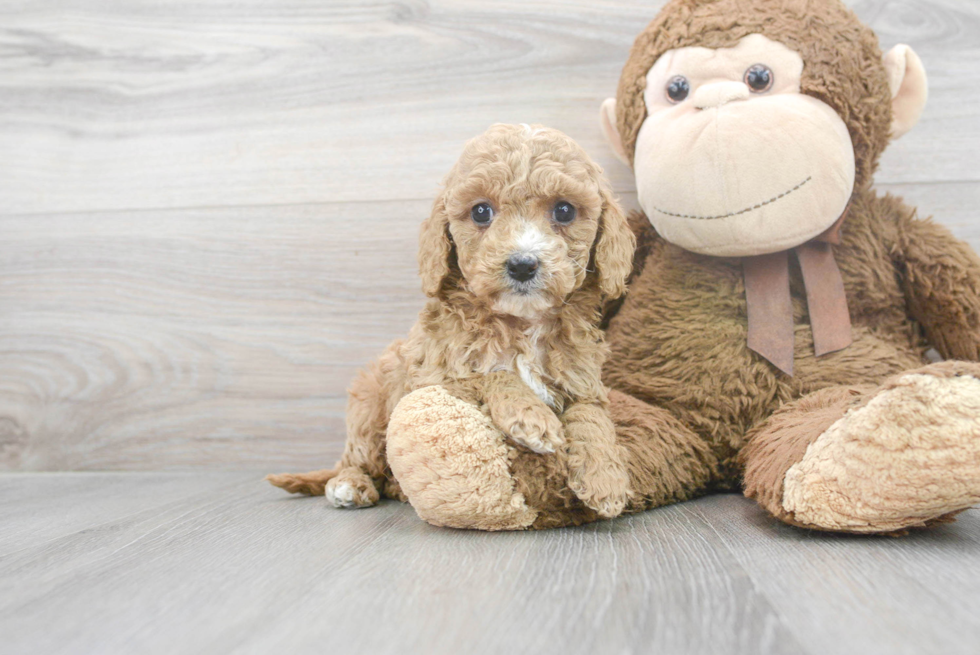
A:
753,363,980,533
386,386,538,531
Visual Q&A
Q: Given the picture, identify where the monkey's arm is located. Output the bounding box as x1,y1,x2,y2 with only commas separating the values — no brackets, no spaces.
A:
895,213,980,361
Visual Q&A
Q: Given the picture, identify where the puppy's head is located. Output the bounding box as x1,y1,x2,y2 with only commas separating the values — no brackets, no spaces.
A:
419,124,634,319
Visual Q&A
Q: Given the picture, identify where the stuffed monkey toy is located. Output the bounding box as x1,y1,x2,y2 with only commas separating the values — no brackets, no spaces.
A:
373,0,980,533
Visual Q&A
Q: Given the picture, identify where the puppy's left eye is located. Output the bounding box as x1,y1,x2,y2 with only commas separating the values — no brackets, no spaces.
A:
552,201,576,224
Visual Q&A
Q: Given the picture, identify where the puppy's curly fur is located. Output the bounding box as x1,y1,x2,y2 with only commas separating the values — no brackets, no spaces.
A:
268,124,636,518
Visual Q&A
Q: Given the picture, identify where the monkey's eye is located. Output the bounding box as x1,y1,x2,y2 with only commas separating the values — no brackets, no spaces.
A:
744,64,774,92
553,201,576,224
470,202,494,225
665,75,690,103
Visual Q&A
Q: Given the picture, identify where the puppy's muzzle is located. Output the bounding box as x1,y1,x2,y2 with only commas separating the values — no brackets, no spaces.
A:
506,254,539,283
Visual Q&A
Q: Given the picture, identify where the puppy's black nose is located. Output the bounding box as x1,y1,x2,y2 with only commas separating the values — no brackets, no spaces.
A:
506,255,539,282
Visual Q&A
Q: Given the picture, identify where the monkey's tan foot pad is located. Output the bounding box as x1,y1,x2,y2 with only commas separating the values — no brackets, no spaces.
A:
782,368,980,533
387,386,538,531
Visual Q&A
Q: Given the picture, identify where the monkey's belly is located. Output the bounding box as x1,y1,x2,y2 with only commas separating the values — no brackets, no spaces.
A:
602,260,925,459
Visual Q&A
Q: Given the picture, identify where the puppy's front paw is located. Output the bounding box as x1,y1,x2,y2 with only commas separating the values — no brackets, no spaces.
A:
501,403,564,454
569,470,629,519
325,468,380,508
566,445,630,519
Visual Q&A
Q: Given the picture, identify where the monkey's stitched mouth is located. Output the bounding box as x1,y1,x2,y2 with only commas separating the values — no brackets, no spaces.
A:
653,176,812,221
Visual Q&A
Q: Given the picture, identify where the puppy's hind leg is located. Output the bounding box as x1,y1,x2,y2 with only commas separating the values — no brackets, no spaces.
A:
330,356,401,507
267,466,380,508
267,355,397,508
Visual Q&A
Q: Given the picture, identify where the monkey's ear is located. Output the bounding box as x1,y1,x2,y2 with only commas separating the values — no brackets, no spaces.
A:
883,44,928,140
594,185,636,299
418,193,453,297
599,98,631,167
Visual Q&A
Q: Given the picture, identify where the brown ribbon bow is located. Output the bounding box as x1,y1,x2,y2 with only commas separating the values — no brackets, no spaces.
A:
742,211,852,376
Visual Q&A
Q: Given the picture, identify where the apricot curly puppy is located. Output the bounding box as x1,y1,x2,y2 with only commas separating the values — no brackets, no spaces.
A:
268,123,636,519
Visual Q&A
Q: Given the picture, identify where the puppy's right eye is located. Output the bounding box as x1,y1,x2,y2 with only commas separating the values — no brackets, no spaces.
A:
471,202,494,225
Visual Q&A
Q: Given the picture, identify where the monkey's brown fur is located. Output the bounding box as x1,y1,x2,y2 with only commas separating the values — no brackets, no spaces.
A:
268,124,637,519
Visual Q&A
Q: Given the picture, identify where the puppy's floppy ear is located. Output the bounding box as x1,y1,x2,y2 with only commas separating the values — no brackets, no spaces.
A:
593,185,635,299
418,192,453,297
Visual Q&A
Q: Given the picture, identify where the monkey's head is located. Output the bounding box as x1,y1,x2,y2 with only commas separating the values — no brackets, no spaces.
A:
600,0,928,257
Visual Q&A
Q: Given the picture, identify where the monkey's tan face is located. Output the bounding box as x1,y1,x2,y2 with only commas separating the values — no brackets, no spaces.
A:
442,131,604,319
633,34,855,257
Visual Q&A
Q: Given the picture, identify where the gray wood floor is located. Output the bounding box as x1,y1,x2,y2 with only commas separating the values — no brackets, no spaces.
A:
2,473,979,655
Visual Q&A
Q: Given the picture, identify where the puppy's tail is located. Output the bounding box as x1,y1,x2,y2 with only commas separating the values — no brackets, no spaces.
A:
266,468,337,496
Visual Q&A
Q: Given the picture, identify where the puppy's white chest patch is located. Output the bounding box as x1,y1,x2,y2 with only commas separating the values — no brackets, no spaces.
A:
515,353,554,408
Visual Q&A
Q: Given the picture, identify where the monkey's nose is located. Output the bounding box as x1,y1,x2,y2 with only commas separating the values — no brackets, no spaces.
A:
692,81,750,110
506,255,539,282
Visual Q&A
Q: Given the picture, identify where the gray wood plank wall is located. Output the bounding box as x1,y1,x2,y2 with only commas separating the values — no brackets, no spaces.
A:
1,0,978,471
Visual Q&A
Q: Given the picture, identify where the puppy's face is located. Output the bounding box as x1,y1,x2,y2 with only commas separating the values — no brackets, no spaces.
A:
437,125,610,319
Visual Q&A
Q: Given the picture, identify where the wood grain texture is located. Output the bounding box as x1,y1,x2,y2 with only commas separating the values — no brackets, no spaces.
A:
0,202,426,470
696,495,980,655
0,0,978,470
3,473,980,655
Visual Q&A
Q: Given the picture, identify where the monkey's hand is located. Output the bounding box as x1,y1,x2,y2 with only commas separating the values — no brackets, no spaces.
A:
897,212,980,361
